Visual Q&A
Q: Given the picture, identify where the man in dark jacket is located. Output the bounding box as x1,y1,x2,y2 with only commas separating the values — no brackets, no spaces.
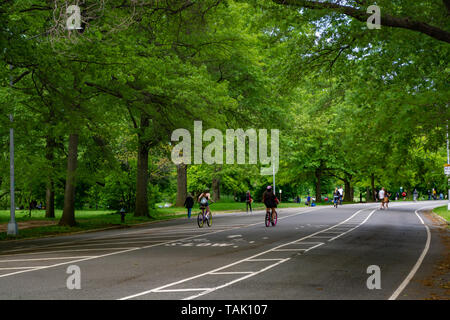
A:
184,193,194,219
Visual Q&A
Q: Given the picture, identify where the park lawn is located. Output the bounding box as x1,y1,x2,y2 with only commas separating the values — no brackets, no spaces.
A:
0,209,187,241
433,205,450,223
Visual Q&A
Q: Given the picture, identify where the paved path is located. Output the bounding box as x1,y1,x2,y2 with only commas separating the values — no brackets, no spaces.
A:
0,201,447,300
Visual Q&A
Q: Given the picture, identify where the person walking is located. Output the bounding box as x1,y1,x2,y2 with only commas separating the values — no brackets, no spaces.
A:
245,190,253,213
379,187,386,210
184,193,194,219
384,190,391,209
432,188,437,200
338,186,344,205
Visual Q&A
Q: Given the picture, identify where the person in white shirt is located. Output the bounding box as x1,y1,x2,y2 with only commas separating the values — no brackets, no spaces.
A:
338,186,344,205
379,188,385,210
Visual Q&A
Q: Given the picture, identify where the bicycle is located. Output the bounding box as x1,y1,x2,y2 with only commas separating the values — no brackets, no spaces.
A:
265,209,277,227
197,204,212,228
333,197,339,208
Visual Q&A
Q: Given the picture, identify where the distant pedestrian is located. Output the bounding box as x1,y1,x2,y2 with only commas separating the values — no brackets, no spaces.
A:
395,192,399,201
413,189,418,201
379,188,386,210
246,191,253,213
333,188,340,208
402,191,406,200
428,190,431,200
184,193,194,219
338,186,344,205
432,188,437,200
306,194,311,206
384,191,391,209
440,192,444,200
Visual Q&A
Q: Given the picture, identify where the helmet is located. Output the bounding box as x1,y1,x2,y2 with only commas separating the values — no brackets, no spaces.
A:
267,185,272,190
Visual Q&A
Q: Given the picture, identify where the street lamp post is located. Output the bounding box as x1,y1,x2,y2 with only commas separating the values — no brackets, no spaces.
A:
272,155,276,195
7,65,18,236
447,120,450,210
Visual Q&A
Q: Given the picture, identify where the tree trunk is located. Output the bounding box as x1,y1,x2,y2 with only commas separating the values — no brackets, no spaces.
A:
45,182,55,218
176,163,187,207
134,114,150,217
59,133,78,226
344,179,352,202
314,167,322,202
212,176,220,202
45,136,56,218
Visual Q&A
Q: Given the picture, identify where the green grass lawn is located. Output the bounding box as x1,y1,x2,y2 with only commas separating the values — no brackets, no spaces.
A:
433,205,450,223
0,200,312,241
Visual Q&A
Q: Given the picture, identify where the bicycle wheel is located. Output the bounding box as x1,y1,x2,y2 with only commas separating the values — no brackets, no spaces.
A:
271,210,278,226
265,211,271,227
197,211,204,228
207,211,212,227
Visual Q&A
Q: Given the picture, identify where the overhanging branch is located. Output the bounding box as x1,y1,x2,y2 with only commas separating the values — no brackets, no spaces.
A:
272,0,450,43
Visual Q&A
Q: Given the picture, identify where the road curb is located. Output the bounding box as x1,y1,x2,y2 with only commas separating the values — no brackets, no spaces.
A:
430,210,450,226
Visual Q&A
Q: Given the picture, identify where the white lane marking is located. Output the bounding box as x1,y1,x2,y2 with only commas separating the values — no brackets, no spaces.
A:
291,241,324,244
309,236,334,238
227,235,242,238
328,210,376,242
119,207,375,300
2,248,139,257
389,206,433,300
31,240,166,249
154,288,212,293
0,207,321,279
210,272,253,275
245,258,283,262
183,259,289,300
304,243,324,252
247,259,284,262
0,256,95,263
0,267,46,270
273,249,306,252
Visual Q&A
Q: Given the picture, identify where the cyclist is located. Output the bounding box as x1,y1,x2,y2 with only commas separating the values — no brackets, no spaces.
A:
198,189,212,218
262,186,278,222
333,187,340,208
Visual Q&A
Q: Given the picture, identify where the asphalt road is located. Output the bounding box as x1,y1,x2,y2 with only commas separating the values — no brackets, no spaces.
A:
0,201,448,300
